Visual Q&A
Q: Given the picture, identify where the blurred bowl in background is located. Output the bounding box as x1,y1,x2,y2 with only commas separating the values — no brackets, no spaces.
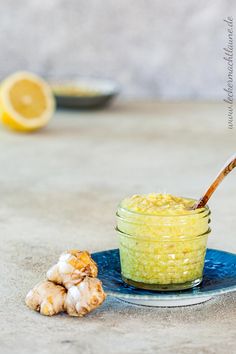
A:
50,78,120,109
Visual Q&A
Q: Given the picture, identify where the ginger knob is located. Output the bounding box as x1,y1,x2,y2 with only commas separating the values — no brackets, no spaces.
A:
47,249,98,289
25,281,66,316
65,277,106,317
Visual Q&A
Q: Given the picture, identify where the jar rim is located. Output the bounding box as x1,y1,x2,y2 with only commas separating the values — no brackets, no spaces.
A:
117,202,210,218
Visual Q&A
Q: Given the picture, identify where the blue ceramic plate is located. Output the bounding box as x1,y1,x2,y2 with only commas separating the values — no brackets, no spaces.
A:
92,249,236,307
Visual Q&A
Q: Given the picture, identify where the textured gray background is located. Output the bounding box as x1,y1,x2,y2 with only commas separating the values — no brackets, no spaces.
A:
0,0,235,98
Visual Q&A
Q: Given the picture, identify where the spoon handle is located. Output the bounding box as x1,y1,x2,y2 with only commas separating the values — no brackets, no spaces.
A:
194,153,236,209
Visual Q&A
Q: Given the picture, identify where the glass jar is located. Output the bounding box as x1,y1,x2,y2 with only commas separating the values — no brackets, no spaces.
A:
116,199,211,291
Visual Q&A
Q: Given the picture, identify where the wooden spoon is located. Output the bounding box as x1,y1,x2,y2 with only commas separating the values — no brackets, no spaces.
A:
193,153,236,209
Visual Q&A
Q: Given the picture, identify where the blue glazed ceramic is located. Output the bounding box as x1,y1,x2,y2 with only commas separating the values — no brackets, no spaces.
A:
92,249,236,307
51,78,119,109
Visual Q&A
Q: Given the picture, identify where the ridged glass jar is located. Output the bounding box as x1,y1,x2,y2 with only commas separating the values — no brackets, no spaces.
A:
116,200,211,291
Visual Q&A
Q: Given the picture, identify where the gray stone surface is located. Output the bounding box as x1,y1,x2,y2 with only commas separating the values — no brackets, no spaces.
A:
0,0,235,98
0,101,235,354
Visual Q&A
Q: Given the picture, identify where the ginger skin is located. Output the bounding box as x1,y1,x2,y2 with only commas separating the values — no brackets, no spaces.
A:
65,277,106,317
47,250,98,289
25,281,66,316
26,250,106,317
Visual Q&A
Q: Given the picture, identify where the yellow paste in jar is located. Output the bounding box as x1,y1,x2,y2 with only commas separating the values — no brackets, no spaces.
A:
117,194,211,286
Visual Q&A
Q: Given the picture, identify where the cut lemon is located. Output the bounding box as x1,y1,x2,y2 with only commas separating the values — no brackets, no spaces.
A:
0,71,55,132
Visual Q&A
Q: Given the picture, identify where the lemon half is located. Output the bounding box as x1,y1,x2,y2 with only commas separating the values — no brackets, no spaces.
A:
0,71,55,132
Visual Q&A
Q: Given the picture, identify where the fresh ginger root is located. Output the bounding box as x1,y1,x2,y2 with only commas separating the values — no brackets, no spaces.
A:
25,281,66,316
26,249,106,317
47,250,98,289
65,277,106,317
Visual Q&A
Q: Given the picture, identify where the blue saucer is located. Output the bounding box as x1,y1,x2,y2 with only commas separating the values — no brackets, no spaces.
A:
92,249,236,307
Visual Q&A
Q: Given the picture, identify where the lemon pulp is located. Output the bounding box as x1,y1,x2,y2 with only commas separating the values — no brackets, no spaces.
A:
0,71,55,132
